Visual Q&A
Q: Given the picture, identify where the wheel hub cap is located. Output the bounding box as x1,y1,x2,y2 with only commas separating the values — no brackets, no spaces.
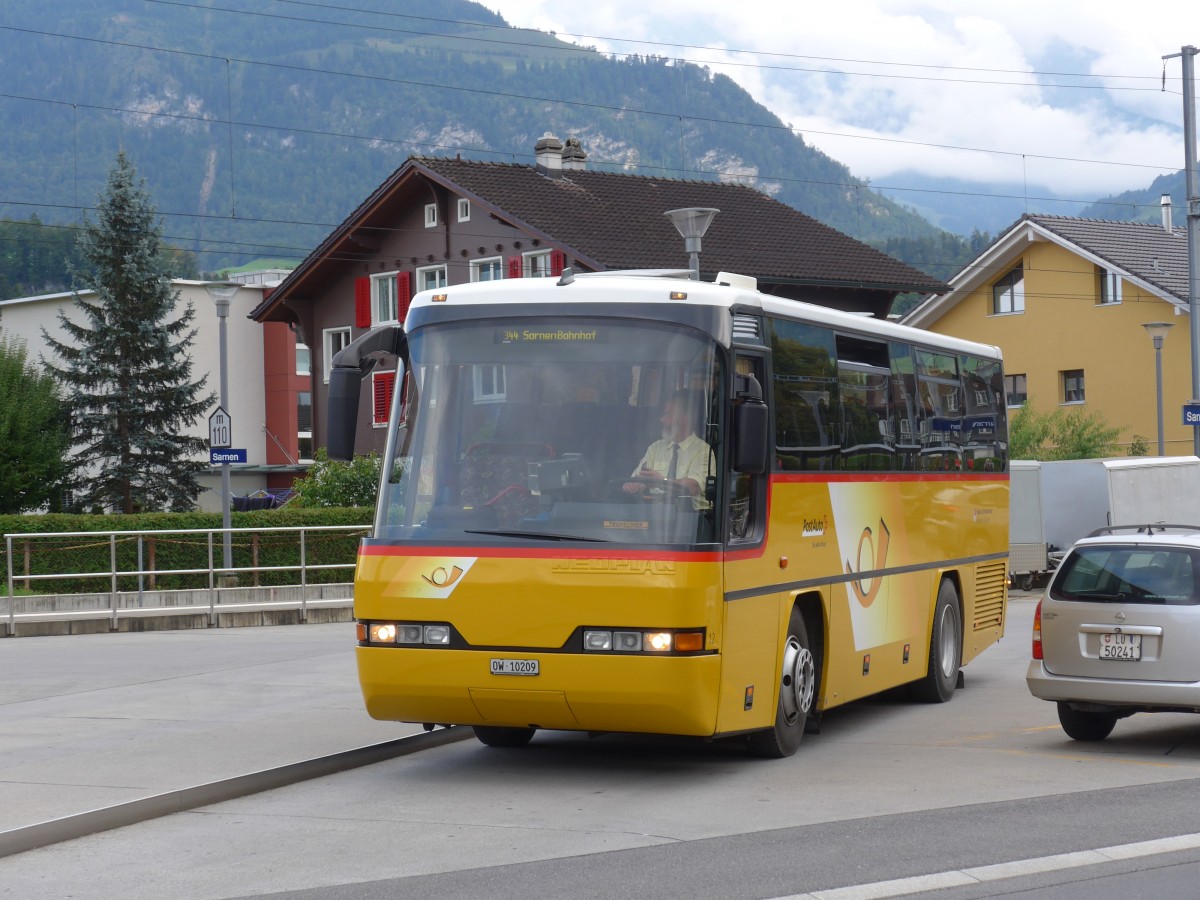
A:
780,635,816,725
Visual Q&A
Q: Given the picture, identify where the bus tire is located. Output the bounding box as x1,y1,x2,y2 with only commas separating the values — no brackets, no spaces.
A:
747,608,816,759
473,725,536,748
909,578,961,703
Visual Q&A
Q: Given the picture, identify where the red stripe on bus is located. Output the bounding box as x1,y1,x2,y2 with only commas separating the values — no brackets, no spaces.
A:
770,472,1009,484
358,544,723,562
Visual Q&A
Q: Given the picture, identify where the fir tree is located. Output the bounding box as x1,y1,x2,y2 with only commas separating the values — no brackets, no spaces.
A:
44,151,212,513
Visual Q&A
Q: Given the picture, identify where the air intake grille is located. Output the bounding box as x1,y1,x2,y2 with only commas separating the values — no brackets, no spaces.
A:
732,314,762,342
972,561,1007,631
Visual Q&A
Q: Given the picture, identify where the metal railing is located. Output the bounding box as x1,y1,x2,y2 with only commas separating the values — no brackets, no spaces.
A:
4,525,372,635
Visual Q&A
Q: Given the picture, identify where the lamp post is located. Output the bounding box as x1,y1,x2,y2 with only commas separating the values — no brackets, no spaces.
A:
204,282,241,579
1143,321,1174,456
665,208,719,280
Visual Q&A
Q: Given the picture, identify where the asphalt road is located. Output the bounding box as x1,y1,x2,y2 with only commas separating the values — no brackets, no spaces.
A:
5,593,1200,899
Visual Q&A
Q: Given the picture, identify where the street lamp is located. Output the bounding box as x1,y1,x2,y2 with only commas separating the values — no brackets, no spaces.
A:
1143,321,1174,455
665,208,718,280
204,281,241,579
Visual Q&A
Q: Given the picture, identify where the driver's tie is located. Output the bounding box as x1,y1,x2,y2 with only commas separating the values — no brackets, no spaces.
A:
667,443,679,482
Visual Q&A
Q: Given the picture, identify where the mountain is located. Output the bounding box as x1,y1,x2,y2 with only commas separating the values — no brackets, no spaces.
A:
874,172,1089,238
1078,170,1187,224
0,0,981,291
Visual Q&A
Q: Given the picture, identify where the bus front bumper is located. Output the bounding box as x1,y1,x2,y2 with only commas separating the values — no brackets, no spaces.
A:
356,646,722,737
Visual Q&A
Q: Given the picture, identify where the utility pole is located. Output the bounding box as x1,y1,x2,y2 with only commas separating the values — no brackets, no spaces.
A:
1164,46,1200,455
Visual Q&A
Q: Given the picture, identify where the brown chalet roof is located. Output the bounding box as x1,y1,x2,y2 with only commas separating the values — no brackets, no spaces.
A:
252,156,946,322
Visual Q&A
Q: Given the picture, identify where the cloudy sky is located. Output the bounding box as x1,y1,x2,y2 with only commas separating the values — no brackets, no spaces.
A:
487,0,1200,201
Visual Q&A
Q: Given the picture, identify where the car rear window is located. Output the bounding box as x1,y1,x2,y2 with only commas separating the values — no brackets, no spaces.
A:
1051,546,1200,605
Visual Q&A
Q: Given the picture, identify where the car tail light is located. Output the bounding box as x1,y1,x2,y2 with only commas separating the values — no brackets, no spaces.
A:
1032,600,1043,660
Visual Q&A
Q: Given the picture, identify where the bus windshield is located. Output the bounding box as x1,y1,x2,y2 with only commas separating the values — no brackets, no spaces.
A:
377,317,724,546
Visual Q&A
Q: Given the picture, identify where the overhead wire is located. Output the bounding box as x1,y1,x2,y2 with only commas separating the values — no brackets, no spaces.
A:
0,11,1185,273
140,0,1176,89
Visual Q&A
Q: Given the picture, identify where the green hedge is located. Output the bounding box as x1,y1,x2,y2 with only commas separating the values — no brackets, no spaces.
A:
1,508,373,594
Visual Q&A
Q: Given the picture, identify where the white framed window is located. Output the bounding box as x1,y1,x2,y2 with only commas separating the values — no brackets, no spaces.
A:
322,326,352,383
457,198,470,222
297,391,313,463
473,364,506,401
470,256,504,282
1062,369,1085,404
416,265,447,292
1096,266,1122,305
424,203,438,228
523,250,553,278
992,263,1024,315
295,335,311,377
372,271,400,324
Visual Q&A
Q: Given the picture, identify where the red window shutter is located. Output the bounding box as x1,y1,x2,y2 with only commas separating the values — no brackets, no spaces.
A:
354,277,371,329
396,271,412,323
372,371,396,426
550,250,566,277
507,256,523,279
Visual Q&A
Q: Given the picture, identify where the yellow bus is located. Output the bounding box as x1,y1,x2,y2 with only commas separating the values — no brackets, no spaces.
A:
328,270,1009,757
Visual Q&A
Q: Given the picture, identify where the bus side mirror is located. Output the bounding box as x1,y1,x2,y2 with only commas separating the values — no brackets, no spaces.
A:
734,398,768,474
325,325,408,462
326,366,362,462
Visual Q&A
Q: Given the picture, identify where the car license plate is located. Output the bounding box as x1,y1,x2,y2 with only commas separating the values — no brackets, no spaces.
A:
490,658,539,676
1099,632,1141,661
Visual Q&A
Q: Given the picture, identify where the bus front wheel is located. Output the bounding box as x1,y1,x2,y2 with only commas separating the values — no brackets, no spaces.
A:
747,608,816,758
473,725,536,748
909,579,961,703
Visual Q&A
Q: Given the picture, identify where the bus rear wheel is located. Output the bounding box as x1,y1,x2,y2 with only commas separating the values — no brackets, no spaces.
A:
473,725,536,747
909,578,961,703
747,608,816,759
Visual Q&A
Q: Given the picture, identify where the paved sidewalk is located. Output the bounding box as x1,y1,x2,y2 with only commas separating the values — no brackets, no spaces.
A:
0,623,421,835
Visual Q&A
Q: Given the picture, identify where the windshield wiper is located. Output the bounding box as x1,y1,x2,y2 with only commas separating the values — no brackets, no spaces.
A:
1066,590,1126,602
464,529,606,542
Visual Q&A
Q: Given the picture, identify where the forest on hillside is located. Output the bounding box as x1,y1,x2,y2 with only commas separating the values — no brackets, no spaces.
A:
0,0,1013,295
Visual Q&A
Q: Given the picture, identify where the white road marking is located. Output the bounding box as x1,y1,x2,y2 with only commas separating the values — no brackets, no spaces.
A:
773,831,1200,899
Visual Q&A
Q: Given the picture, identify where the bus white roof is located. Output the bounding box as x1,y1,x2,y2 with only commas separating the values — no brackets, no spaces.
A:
410,271,1001,360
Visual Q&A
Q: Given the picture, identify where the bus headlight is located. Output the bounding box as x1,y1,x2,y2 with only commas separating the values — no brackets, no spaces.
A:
360,621,452,646
582,628,705,654
584,630,612,651
613,631,642,652
645,632,672,652
369,623,397,643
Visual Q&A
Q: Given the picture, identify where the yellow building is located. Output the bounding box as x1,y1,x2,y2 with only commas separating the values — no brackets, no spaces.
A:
903,213,1193,456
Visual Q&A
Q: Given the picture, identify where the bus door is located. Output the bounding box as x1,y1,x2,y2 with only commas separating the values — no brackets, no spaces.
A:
716,352,778,735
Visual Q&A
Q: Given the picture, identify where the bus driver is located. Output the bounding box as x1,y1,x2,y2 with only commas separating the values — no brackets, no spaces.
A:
623,389,714,506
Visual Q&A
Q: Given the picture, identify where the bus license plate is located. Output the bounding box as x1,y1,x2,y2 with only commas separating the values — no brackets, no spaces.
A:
1099,633,1141,661
490,658,539,676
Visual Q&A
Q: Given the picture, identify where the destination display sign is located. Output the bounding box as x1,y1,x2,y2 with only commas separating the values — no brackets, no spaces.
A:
495,327,606,344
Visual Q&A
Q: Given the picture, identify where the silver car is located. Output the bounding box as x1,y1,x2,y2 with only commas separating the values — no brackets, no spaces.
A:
1026,524,1200,741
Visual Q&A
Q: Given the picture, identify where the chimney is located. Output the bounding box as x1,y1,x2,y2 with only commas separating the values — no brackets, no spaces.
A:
561,137,587,171
1161,193,1173,232
534,132,563,175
